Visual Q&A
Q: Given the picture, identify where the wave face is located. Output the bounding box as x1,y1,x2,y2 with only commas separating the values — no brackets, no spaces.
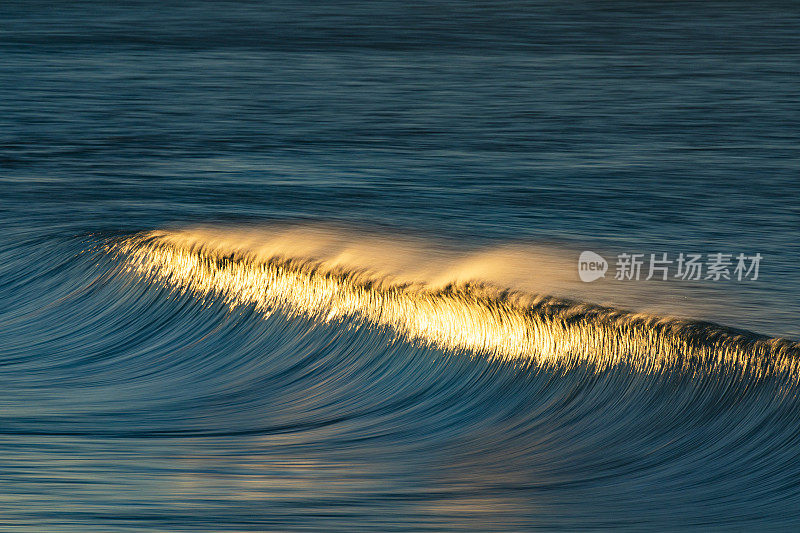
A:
1,228,800,531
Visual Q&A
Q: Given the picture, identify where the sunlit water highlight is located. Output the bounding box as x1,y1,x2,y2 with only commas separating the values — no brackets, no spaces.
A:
111,228,800,380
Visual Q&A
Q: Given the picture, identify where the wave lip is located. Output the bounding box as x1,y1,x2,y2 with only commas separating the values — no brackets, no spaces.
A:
108,228,800,379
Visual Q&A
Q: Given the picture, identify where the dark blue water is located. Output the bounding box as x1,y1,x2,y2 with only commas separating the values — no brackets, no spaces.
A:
2,1,800,530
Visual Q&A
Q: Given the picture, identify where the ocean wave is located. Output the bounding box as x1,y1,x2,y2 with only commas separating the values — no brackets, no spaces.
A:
1,229,799,530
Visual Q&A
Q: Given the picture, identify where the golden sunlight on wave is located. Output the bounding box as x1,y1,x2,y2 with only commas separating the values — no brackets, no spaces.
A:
108,227,800,379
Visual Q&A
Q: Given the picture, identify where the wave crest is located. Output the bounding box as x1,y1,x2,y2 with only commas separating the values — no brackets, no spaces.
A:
107,228,800,379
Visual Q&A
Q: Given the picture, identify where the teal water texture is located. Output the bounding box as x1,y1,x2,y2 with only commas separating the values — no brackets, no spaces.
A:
2,1,800,530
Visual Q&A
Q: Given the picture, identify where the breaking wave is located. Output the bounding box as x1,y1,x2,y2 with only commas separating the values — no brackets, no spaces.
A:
5,225,800,530
108,227,800,381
